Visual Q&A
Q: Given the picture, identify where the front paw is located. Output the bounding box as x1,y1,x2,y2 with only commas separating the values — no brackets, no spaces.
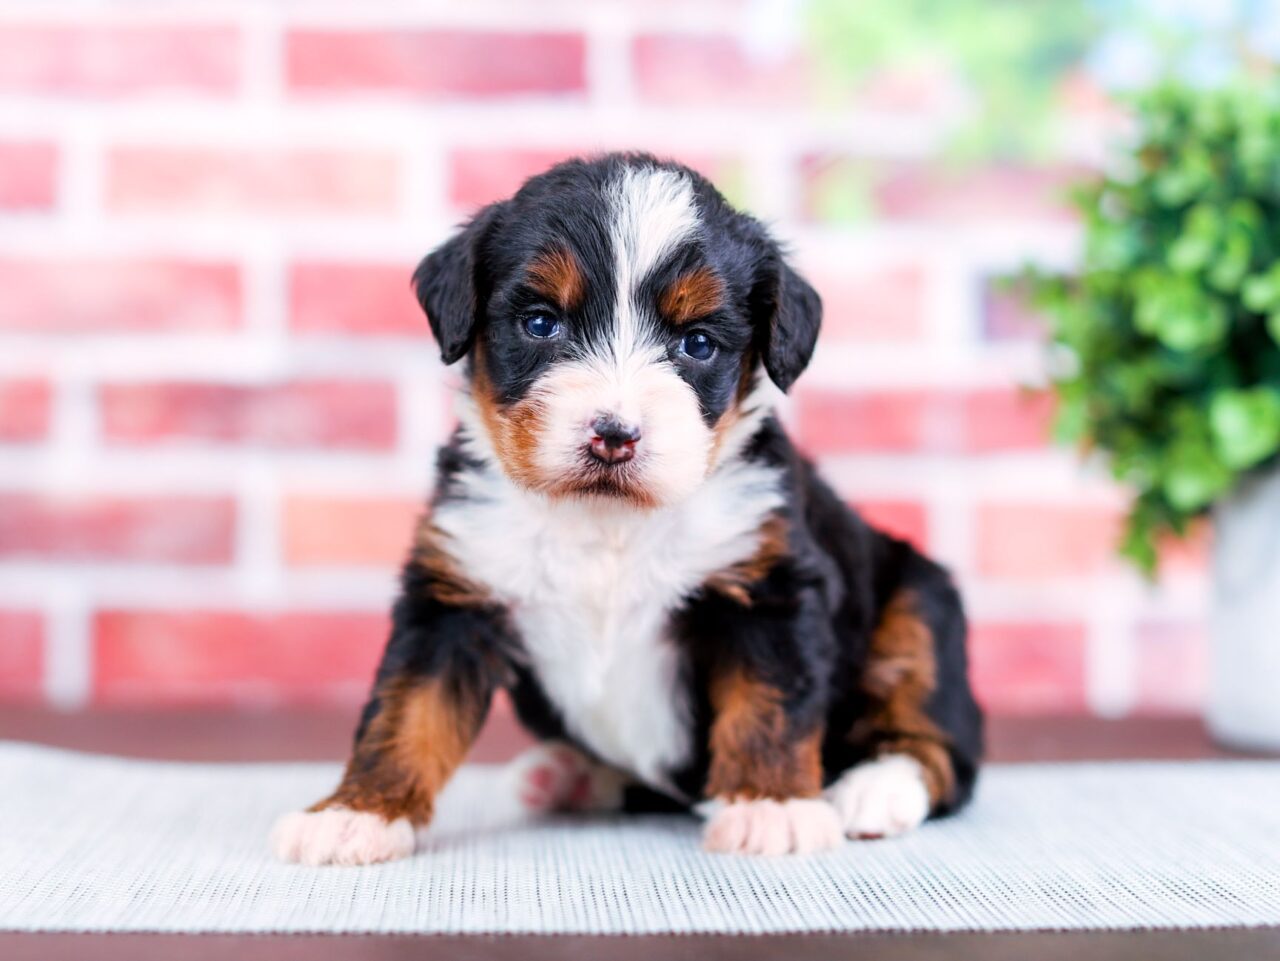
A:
270,807,415,866
703,797,844,855
826,754,930,840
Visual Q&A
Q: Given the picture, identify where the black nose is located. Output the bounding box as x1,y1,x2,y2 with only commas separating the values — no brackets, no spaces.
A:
589,415,641,465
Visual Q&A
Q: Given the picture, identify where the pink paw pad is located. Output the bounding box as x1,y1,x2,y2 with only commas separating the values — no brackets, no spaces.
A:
515,744,595,812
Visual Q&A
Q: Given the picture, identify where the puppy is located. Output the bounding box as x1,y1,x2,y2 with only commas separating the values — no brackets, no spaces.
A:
272,153,983,865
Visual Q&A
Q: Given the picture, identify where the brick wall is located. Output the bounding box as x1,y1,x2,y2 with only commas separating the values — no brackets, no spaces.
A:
0,2,1207,715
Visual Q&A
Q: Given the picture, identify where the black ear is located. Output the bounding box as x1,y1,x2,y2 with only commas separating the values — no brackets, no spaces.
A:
754,255,822,393
412,203,505,365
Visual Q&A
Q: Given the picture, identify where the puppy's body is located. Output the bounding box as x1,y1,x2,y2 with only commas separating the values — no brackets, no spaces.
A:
272,154,982,865
437,407,782,794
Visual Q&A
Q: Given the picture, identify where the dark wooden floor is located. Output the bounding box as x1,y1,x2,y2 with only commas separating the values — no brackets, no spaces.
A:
1,709,1276,961
0,705,1248,764
5,929,1280,961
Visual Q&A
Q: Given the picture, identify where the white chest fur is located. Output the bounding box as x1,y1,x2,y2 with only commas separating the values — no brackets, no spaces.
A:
432,456,784,789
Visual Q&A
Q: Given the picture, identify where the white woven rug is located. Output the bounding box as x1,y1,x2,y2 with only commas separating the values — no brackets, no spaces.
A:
1,742,1277,934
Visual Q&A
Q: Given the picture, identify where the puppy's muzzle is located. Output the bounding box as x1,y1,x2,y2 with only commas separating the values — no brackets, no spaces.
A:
589,414,641,465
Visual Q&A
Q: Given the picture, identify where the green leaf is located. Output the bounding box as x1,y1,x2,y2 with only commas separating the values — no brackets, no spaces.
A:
1242,265,1280,311
1052,392,1088,443
1153,147,1215,206
1088,225,1141,271
1119,520,1158,576
1162,448,1232,511
1119,499,1162,578
1167,233,1214,273
1207,233,1251,292
1210,388,1280,469
1154,297,1228,352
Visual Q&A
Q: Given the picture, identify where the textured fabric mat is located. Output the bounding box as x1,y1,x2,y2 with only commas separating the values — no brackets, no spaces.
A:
1,742,1277,934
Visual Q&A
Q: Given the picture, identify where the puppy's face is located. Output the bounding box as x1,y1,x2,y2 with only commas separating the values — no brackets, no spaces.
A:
415,155,821,508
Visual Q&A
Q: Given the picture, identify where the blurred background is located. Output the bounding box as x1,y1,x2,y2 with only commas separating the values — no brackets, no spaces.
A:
1,0,1275,725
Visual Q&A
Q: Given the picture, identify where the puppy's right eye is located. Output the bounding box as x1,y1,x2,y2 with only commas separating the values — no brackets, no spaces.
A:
523,313,560,339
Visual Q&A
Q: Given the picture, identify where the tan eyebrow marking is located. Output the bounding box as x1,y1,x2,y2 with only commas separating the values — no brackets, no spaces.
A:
659,265,724,325
526,245,586,311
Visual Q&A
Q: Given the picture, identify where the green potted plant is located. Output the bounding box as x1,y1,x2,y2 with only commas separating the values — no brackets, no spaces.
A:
1028,82,1280,751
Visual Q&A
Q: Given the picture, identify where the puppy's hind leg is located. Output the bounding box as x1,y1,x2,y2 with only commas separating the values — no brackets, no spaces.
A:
829,550,983,841
507,741,629,814
826,754,931,840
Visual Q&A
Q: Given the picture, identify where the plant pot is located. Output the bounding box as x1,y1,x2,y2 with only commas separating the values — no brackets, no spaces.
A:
1208,467,1280,753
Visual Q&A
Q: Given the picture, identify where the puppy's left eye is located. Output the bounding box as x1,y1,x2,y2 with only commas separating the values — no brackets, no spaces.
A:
679,331,716,361
523,313,560,339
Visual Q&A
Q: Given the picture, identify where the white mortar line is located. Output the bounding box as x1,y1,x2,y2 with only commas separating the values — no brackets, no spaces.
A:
234,462,283,604
43,585,91,710
1086,597,1139,717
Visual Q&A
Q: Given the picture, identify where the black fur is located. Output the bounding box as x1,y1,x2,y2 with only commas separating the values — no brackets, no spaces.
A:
414,154,821,427
352,153,981,824
373,416,983,814
413,201,508,365
492,414,984,810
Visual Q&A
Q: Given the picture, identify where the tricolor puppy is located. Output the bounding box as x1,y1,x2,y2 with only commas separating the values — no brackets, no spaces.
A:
272,154,983,865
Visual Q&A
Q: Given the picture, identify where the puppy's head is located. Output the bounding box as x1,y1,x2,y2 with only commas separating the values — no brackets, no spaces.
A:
415,153,821,508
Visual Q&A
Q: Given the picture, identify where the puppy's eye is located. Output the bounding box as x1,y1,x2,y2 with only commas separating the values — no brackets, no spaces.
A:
523,313,560,339
679,331,716,361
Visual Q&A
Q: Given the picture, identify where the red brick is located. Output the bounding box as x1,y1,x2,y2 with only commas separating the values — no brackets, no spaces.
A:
970,621,1088,714
0,259,240,333
94,610,386,706
106,148,398,214
0,24,239,96
964,389,1055,452
449,149,582,211
286,30,585,97
805,264,926,342
795,388,1053,455
100,380,397,450
0,611,43,701
872,164,1081,223
976,503,1121,578
798,389,926,453
0,141,57,210
283,496,419,567
854,499,928,551
802,157,1081,224
289,262,421,336
1132,621,1206,715
0,494,234,564
447,149,738,212
1158,521,1210,576
632,34,808,106
0,379,51,442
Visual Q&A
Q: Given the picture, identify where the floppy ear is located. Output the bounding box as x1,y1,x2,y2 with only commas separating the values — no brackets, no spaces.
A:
754,255,822,393
412,203,506,365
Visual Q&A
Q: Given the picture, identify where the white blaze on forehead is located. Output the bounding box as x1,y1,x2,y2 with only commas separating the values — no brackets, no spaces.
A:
603,165,700,355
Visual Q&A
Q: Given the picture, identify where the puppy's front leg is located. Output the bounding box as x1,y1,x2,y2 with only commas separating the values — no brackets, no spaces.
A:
698,597,843,856
272,582,509,866
701,664,842,856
